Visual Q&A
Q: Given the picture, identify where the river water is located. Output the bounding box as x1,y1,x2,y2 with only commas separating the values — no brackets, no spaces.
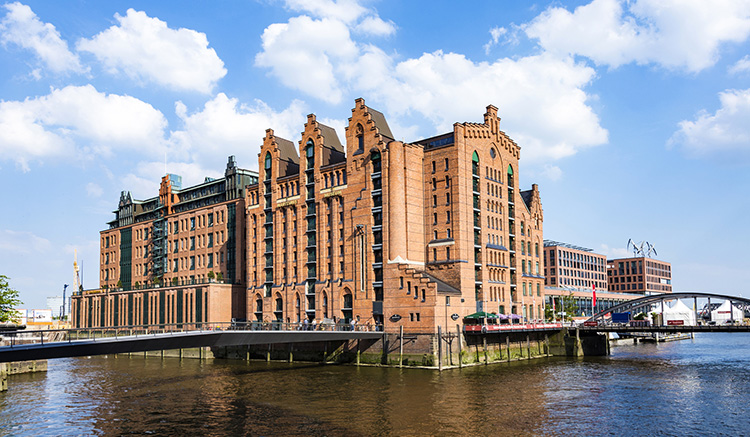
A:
2,333,750,436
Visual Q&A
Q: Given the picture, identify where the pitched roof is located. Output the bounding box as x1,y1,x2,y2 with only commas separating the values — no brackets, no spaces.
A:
521,189,533,212
419,271,461,294
276,137,299,164
318,123,343,153
368,107,394,140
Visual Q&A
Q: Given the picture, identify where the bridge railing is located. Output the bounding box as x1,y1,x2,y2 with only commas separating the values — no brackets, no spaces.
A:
0,320,383,348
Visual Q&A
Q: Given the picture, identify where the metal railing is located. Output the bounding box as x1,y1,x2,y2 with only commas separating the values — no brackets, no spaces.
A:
0,321,384,348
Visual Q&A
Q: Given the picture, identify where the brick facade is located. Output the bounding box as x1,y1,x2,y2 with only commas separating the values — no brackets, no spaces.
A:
73,99,544,334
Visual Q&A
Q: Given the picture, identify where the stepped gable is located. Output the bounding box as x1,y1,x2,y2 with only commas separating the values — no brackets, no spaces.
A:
347,98,395,156
301,114,345,166
455,104,521,159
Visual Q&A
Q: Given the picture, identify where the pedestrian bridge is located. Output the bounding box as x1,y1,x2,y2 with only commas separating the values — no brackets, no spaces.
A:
582,292,750,333
0,323,382,363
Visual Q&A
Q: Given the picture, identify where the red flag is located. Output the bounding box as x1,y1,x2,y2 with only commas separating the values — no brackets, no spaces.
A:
592,283,597,308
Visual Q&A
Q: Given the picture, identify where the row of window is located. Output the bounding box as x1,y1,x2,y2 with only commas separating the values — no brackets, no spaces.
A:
430,158,450,173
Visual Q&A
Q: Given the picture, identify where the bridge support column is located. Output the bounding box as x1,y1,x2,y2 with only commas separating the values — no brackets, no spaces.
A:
0,363,6,392
506,336,511,362
457,324,463,368
527,335,531,358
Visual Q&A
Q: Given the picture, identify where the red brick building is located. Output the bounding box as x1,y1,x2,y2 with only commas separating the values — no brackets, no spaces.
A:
607,256,672,295
246,99,543,332
72,98,544,333
72,157,254,328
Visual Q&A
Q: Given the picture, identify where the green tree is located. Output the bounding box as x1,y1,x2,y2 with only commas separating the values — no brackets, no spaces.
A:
0,275,23,323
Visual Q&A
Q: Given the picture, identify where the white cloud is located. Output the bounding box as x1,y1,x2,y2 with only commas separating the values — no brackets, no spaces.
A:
540,165,563,181
169,93,307,172
729,55,750,74
599,244,630,258
77,9,226,93
121,161,221,199
0,1,85,75
0,84,167,171
669,88,750,156
85,182,103,198
356,16,395,36
256,16,357,103
357,51,608,162
523,0,750,72
283,0,367,24
0,229,52,254
483,26,507,55
257,3,608,162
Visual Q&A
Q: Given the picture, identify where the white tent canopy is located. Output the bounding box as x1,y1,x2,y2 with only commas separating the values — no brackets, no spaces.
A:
663,299,696,325
711,300,744,323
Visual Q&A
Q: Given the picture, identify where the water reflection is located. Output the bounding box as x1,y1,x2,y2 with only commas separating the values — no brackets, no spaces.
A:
2,334,750,436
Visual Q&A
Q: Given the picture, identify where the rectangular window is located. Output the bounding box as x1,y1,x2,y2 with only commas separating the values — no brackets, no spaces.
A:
190,237,195,250
208,253,213,268
208,213,214,227
190,256,195,270
190,217,195,230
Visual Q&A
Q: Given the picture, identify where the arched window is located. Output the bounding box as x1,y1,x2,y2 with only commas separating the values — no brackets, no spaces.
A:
472,151,480,176
305,140,314,169
507,164,514,187
264,152,272,180
275,295,283,312
356,124,364,152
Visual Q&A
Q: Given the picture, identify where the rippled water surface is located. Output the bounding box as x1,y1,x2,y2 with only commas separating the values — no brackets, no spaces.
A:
2,333,750,436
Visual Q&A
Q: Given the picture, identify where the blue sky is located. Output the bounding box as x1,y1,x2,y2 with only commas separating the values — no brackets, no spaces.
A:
1,0,749,309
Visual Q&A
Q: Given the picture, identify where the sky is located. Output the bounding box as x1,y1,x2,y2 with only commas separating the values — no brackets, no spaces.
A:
1,0,749,309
